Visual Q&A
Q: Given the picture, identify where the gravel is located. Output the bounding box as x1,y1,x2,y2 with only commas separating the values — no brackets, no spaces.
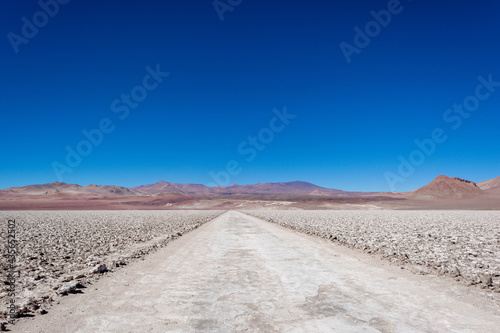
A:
243,210,500,291
0,210,224,319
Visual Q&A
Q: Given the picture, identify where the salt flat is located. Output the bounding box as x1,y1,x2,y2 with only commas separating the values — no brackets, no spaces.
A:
13,211,500,332
246,210,500,290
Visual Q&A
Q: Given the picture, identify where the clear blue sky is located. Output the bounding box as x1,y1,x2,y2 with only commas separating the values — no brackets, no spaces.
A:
1,0,499,191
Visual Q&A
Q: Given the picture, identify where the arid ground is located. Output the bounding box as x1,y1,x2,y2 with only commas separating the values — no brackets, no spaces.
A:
2,210,500,332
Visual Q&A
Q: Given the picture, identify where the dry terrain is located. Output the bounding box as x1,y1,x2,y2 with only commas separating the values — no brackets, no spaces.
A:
8,211,500,332
0,210,224,321
244,210,500,291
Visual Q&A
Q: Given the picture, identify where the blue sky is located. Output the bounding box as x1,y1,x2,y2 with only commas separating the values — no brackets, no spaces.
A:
1,0,499,192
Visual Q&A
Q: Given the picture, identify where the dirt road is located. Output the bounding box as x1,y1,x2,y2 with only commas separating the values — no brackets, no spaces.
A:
14,211,500,332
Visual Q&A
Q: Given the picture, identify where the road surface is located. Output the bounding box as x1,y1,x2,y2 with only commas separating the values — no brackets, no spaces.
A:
15,211,500,332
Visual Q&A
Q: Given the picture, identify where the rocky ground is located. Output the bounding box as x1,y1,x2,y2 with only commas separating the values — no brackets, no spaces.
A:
244,210,500,293
11,211,500,332
0,210,224,322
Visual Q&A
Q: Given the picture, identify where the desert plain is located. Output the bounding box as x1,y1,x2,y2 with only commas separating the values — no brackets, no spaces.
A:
1,209,500,332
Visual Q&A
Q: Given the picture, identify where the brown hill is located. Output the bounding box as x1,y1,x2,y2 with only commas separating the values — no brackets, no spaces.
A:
478,176,500,194
3,182,83,195
411,175,484,199
82,184,138,196
3,182,136,196
131,181,211,196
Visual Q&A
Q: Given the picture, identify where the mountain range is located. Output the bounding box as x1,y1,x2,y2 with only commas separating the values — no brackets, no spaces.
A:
1,175,498,210
130,181,348,197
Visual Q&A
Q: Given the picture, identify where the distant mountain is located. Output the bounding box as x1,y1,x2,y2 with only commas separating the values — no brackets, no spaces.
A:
131,181,211,196
2,182,135,196
1,176,498,200
411,175,484,199
1,180,348,197
3,182,83,195
82,184,138,196
130,180,347,197
211,181,347,196
478,176,500,194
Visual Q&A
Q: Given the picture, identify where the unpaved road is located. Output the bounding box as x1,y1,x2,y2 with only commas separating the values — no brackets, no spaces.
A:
14,211,500,332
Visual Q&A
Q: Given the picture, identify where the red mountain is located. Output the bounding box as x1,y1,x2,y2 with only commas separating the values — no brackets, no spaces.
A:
411,175,484,199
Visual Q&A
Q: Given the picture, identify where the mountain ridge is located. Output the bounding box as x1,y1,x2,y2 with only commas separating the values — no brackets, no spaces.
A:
1,175,499,198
